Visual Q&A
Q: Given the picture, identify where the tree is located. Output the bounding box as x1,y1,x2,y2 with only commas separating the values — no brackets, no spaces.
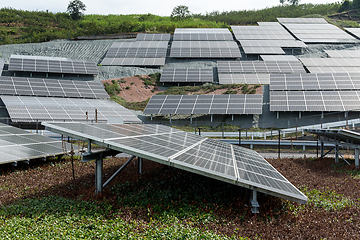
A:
280,0,300,5
67,0,86,20
170,5,191,21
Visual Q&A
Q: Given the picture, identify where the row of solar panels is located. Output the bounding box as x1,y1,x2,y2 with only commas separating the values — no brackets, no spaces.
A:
144,94,263,115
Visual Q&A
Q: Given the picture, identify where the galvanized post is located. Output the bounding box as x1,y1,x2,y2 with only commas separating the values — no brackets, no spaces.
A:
238,128,241,146
250,188,259,213
278,130,281,159
335,144,339,164
355,148,359,169
138,157,142,174
95,158,103,195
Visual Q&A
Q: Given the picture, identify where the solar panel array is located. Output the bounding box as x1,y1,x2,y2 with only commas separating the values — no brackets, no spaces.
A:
345,28,360,39
8,55,99,75
135,33,171,41
270,91,360,111
325,49,360,58
261,55,300,62
0,122,68,165
219,73,270,85
170,41,241,58
241,46,285,54
270,73,360,91
160,68,213,83
43,122,308,204
277,18,328,24
100,58,165,66
299,57,360,73
0,58,4,76
144,94,263,115
0,76,109,99
173,28,233,41
101,41,168,66
217,61,306,74
279,18,357,43
231,24,295,41
239,40,307,48
1,96,141,124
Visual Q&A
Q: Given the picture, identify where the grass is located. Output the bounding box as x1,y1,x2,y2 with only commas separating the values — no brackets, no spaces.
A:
111,96,149,111
0,196,240,239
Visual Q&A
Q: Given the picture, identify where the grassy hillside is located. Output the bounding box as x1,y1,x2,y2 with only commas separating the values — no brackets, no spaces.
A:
0,3,344,45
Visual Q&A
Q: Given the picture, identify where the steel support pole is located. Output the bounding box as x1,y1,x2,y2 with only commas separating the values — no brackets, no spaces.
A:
355,148,359,169
335,144,339,164
321,141,324,158
278,130,281,159
250,188,259,214
138,157,142,174
238,128,241,146
95,158,103,195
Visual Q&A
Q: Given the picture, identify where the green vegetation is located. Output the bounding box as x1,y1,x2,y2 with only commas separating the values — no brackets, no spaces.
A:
0,3,348,45
0,196,239,239
67,0,86,20
104,80,121,95
111,96,149,111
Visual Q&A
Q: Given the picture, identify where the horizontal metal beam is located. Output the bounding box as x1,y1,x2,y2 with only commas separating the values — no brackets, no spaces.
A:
82,149,120,162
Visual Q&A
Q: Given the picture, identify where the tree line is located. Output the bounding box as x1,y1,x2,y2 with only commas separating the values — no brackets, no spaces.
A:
0,2,349,45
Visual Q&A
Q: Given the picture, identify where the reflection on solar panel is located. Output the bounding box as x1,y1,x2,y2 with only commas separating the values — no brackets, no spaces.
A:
0,58,4,76
160,68,213,83
306,66,360,73
0,122,68,165
261,55,300,62
270,90,360,112
217,61,306,74
8,55,99,75
1,96,141,124
325,49,360,58
270,73,360,91
144,94,263,115
136,33,171,41
280,21,357,43
170,41,241,58
231,24,295,41
277,18,328,24
300,58,360,67
0,76,109,99
240,40,307,48
218,73,270,84
43,122,308,204
173,28,233,41
100,58,165,66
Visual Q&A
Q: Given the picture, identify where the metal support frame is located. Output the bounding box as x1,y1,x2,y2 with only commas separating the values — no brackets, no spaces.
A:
355,148,359,169
210,114,213,122
335,144,339,164
95,158,103,195
138,157,142,174
277,112,279,119
250,188,259,213
102,155,136,189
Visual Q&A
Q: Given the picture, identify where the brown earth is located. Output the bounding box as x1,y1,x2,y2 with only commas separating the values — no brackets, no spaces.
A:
102,75,263,102
1,154,360,239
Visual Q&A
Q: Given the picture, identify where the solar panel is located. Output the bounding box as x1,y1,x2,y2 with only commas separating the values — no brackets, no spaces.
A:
306,66,360,73
240,40,306,48
325,49,360,58
231,24,295,41
100,58,165,66
281,23,357,43
261,55,300,62
217,61,306,74
1,96,141,124
135,33,171,41
43,122,308,204
242,46,285,55
160,68,213,83
170,41,241,58
0,122,69,165
300,58,360,67
0,76,109,99
270,90,360,112
8,55,99,75
277,18,328,24
345,28,360,39
270,73,360,91
173,28,233,41
218,73,270,84
0,58,4,76
144,94,263,115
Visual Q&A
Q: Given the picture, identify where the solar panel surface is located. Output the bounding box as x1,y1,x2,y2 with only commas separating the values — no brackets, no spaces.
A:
144,94,263,115
160,68,213,83
0,122,68,165
100,58,165,66
218,73,270,84
0,76,109,99
135,33,171,41
277,18,328,24
217,61,306,74
42,122,308,204
0,58,4,76
1,96,141,123
8,55,98,75
325,49,360,58
261,55,300,62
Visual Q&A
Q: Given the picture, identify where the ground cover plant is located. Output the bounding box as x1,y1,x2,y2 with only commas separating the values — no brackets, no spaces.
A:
0,154,360,239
